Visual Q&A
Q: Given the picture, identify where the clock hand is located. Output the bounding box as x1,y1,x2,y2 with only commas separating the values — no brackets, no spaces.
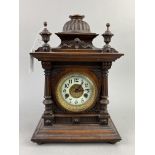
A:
78,81,84,89
75,82,84,92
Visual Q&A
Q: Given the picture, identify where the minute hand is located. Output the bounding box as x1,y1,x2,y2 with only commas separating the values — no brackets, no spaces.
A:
75,81,83,92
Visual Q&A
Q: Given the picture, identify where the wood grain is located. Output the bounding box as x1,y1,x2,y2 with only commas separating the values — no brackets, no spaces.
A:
30,52,124,62
31,117,121,143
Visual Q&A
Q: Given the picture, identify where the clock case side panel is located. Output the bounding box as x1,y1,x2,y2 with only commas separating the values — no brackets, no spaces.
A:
51,62,102,124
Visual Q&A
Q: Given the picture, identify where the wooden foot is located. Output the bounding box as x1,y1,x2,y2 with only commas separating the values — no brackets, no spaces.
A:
36,142,44,145
108,141,117,144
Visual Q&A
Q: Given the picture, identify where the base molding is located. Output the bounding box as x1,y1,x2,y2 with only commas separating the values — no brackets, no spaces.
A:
31,117,121,144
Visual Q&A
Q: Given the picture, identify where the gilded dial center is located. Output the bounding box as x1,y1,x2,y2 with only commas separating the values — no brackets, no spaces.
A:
69,84,84,98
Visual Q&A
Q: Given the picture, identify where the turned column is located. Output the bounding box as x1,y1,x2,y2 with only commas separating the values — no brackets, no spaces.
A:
99,62,112,125
41,61,54,126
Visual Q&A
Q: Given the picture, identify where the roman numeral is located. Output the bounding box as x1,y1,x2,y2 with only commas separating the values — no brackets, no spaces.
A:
65,94,69,99
84,93,88,98
63,89,66,93
85,83,89,87
81,98,84,102
74,78,79,82
69,98,72,103
68,79,72,84
65,83,69,88
75,100,78,104
85,89,90,93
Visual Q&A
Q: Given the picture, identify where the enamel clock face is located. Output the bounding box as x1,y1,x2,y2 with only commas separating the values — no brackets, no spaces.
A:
55,73,98,112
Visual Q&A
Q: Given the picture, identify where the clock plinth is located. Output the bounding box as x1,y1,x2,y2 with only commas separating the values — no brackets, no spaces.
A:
31,117,121,144
30,15,124,144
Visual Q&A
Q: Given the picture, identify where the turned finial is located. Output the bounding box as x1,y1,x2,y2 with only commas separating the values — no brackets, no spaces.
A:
102,23,114,52
39,21,52,52
106,23,110,31
44,21,47,27
102,23,113,44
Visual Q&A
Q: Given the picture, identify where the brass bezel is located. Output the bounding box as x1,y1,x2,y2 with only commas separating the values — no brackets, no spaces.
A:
55,72,98,112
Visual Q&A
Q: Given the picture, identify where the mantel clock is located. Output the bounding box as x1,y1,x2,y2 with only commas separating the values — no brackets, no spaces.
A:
30,15,124,144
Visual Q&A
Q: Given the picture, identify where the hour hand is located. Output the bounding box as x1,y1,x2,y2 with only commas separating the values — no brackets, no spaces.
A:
75,85,83,92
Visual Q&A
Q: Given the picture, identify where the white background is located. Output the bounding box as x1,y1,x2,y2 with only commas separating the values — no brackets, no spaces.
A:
19,0,134,155
3,0,155,155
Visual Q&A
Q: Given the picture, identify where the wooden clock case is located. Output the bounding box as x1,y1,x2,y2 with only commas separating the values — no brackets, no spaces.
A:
30,15,124,144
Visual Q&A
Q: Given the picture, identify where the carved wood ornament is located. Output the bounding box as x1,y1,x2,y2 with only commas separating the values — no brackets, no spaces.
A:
30,14,124,144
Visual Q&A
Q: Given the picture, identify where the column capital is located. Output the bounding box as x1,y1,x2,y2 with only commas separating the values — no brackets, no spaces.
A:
41,61,52,70
102,61,112,70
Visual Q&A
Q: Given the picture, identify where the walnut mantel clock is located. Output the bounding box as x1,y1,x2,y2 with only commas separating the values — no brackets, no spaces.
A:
30,15,124,144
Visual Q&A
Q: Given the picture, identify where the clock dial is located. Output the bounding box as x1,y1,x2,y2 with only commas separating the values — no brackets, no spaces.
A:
62,75,92,105
55,72,98,112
